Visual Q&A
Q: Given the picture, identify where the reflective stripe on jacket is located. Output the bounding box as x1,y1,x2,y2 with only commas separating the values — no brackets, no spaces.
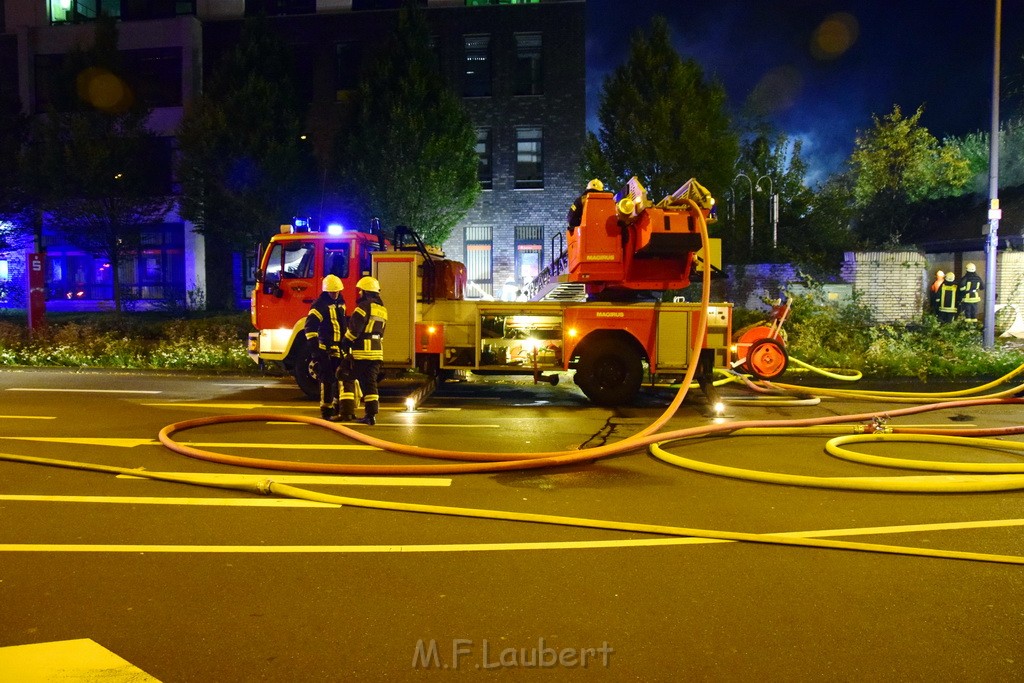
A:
345,292,387,361
938,282,958,314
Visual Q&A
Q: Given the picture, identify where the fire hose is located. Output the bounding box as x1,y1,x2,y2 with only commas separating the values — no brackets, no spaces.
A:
4,199,1024,565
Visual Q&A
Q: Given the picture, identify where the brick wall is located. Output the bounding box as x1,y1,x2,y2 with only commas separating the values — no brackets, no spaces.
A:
841,251,928,323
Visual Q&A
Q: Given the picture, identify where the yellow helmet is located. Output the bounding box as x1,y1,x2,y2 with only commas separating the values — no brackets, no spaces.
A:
322,274,344,293
945,272,955,282
586,178,604,192
966,263,977,273
356,276,381,293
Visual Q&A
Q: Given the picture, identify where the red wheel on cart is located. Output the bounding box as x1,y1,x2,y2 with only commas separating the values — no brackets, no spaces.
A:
744,337,788,380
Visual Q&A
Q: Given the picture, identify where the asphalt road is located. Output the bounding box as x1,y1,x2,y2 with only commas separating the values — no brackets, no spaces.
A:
0,367,1022,681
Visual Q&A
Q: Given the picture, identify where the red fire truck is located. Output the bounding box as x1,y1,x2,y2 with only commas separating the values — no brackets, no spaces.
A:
247,179,788,406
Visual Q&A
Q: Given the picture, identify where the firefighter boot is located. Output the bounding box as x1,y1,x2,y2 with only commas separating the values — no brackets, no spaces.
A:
354,415,376,426
320,404,333,421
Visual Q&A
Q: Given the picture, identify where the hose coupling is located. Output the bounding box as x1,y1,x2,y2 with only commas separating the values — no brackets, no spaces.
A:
866,416,891,434
255,479,274,495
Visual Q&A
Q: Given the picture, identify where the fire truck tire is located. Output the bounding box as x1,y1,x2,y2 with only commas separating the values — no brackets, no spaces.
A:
574,338,643,406
745,338,788,380
291,343,320,399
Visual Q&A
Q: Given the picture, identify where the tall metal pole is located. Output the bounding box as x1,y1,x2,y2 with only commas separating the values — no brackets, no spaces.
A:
757,175,776,249
984,0,1002,348
735,173,753,251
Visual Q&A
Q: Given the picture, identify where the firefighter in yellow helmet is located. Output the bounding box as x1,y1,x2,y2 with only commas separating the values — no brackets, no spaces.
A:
567,178,605,231
958,262,984,323
304,275,350,421
936,271,958,324
343,276,387,425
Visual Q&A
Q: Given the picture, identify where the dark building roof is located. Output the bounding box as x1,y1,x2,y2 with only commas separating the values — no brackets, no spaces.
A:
903,184,1024,253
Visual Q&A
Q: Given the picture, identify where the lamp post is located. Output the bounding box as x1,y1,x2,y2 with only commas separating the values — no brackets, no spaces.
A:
734,173,753,251
983,0,1002,349
756,175,778,249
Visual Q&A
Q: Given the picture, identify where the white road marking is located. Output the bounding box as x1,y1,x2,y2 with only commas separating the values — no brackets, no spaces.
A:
113,473,451,486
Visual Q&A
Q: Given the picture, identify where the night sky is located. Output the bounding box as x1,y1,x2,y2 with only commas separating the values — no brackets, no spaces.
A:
585,0,1024,182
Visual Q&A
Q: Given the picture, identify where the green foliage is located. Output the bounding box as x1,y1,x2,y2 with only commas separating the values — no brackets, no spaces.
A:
0,313,255,372
948,116,1024,194
784,284,1024,380
177,16,312,249
176,16,315,309
849,105,971,245
581,16,739,201
340,4,479,246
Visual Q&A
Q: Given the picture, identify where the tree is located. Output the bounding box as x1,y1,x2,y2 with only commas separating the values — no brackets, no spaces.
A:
849,105,971,244
950,116,1024,194
728,127,817,264
0,91,32,251
21,17,172,313
177,17,315,310
581,16,739,202
339,3,479,246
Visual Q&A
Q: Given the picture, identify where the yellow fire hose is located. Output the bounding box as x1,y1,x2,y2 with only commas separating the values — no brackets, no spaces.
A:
4,202,1024,566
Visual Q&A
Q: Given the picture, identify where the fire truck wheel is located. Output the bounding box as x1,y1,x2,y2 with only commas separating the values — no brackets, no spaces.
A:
574,338,643,406
745,338,788,380
292,344,320,399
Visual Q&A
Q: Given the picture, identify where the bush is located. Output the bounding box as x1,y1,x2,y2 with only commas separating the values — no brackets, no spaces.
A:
0,312,258,374
783,281,1024,380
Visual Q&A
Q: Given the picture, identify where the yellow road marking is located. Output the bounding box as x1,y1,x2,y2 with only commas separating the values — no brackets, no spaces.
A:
7,387,160,394
0,638,158,682
0,415,56,420
1,518,1020,553
114,473,450,486
1,436,156,447
0,494,339,507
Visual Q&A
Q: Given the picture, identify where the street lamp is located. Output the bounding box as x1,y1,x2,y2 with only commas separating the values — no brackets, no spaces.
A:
756,175,779,249
734,173,753,251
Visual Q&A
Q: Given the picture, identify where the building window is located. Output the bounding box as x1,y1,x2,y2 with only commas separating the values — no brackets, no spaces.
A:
514,33,543,96
515,127,543,189
464,226,493,299
514,226,543,285
463,35,491,98
475,128,493,190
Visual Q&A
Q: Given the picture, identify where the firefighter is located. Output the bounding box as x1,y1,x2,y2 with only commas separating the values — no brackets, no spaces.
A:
567,178,604,230
343,276,388,426
304,274,349,421
958,262,984,323
936,271,959,323
928,270,945,313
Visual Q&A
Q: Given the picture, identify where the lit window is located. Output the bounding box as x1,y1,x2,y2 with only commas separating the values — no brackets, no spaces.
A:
464,226,493,298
